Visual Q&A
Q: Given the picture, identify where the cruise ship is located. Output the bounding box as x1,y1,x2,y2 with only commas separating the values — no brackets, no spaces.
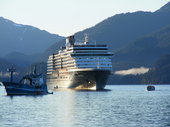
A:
46,35,113,90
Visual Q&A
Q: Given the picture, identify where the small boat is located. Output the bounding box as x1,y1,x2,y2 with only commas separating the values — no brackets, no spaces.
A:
2,66,50,95
146,85,155,91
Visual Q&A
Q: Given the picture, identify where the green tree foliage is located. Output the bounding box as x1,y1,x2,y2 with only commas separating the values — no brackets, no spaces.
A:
142,55,170,84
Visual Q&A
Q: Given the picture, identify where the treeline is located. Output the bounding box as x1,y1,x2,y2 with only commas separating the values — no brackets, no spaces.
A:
109,54,170,85
142,54,170,84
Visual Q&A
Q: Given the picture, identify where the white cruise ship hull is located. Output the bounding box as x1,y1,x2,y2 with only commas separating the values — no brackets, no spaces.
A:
47,69,111,90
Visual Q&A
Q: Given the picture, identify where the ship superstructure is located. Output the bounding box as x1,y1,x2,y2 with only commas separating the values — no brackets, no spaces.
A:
46,35,113,90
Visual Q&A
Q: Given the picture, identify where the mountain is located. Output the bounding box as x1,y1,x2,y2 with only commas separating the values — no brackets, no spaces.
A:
142,54,170,84
113,24,170,70
156,1,170,12
3,52,41,67
42,2,170,62
42,39,65,61
109,54,170,84
0,17,64,81
0,58,14,72
0,17,64,56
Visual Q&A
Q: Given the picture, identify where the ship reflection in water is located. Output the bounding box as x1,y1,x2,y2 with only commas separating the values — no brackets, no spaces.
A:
0,85,170,127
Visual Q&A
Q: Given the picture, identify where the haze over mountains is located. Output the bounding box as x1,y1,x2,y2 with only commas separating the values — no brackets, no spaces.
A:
0,17,64,56
0,17,64,67
1,2,170,83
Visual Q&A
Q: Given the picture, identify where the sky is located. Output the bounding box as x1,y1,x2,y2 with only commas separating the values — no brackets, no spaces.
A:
0,0,169,36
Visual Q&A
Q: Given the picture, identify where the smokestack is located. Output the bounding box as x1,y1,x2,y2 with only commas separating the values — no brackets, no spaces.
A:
66,35,75,48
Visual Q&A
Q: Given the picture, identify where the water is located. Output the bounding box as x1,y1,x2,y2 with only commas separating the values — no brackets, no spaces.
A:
0,85,170,127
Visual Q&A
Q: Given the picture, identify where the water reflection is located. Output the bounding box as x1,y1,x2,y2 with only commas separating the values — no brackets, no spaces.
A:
46,88,113,127
0,85,170,127
57,88,113,126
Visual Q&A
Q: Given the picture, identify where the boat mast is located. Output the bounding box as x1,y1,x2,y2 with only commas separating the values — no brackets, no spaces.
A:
7,66,16,83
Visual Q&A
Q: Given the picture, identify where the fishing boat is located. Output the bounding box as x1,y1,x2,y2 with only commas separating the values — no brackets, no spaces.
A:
2,66,49,95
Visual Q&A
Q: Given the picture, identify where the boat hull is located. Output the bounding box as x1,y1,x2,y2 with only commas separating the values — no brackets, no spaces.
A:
2,82,48,95
47,69,111,90
146,85,155,91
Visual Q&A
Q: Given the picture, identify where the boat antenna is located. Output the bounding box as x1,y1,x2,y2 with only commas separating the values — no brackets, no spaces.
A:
33,66,37,75
7,65,16,82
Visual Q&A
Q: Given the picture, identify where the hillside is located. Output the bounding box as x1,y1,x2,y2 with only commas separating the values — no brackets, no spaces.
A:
156,1,170,12
0,17,64,56
113,24,170,70
0,58,15,72
142,54,170,84
42,2,170,61
3,52,41,67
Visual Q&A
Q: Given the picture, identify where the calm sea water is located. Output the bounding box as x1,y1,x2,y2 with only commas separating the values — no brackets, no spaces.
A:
0,85,170,127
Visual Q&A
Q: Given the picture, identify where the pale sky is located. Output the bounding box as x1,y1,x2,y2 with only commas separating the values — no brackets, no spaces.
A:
0,0,169,36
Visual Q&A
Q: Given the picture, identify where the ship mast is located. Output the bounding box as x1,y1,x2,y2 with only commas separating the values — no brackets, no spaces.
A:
7,65,16,82
84,34,89,45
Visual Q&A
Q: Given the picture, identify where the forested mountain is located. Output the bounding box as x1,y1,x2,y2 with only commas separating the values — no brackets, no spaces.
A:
142,54,170,84
3,52,41,67
156,1,170,12
0,17,64,56
43,2,170,62
0,17,64,75
113,25,170,70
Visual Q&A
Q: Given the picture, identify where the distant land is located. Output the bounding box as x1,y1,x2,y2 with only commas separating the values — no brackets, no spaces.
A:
1,1,170,84
0,16,64,67
109,54,170,85
113,24,170,70
0,17,64,56
142,54,170,84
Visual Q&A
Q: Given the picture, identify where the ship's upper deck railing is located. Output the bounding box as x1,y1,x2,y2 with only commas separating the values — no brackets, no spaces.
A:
62,45,107,49
73,45,107,47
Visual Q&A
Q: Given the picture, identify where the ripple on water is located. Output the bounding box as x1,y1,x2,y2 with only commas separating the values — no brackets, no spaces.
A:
0,85,170,127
